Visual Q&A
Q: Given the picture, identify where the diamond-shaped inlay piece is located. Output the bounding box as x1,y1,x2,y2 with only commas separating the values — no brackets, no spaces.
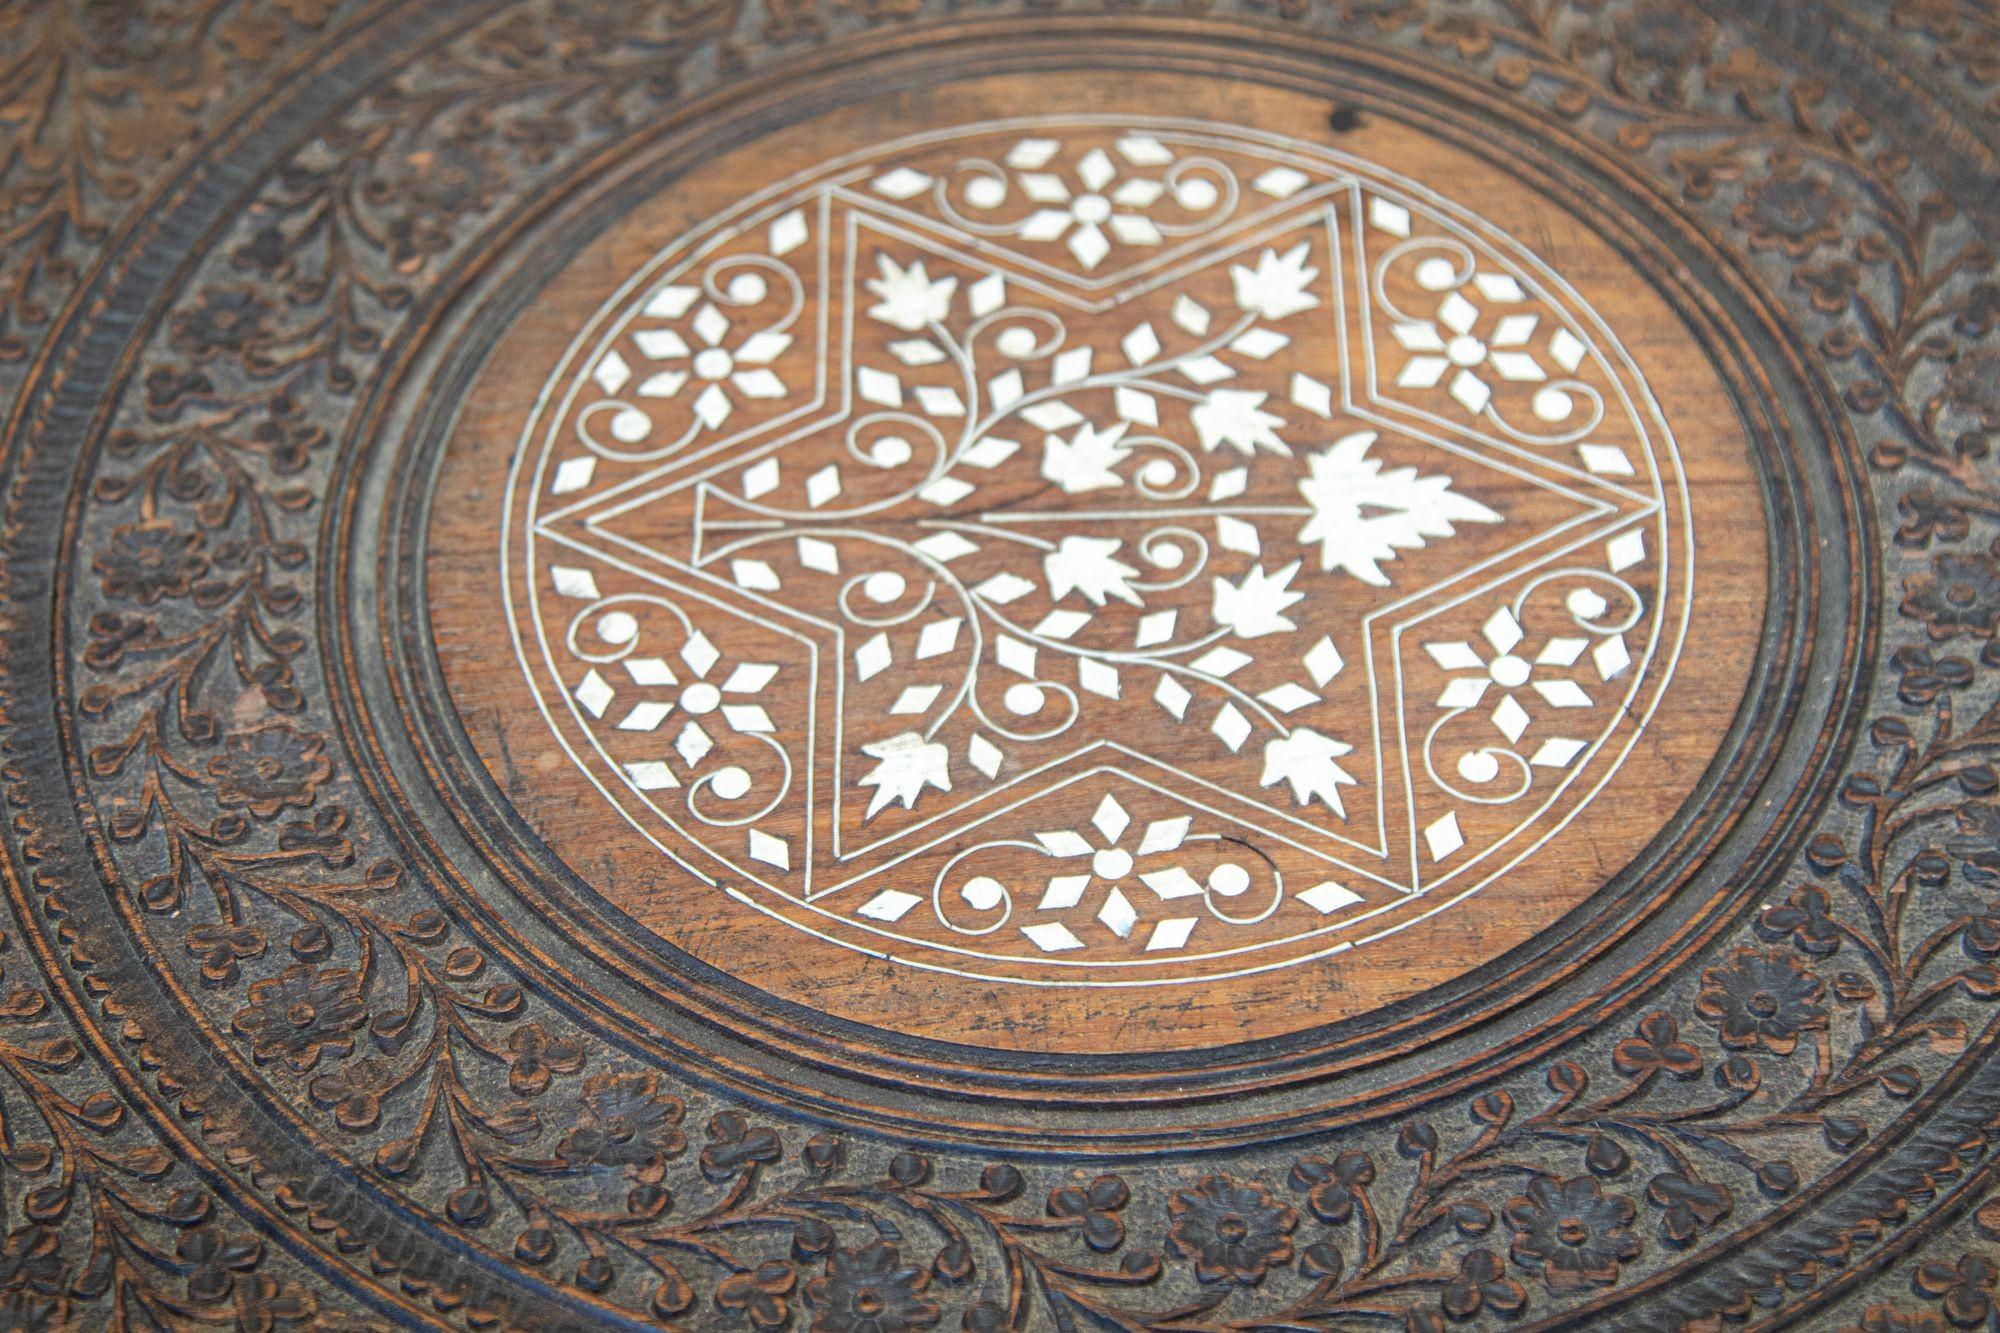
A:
674,723,713,767
1299,881,1364,913
1212,704,1252,752
1022,922,1086,953
625,761,678,791
574,671,614,718
551,457,597,494
1425,813,1465,861
1091,794,1130,844
748,829,790,869
497,114,1720,996
1097,888,1138,938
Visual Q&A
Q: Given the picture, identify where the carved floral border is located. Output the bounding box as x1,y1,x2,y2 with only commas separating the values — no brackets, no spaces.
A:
4,0,2000,1328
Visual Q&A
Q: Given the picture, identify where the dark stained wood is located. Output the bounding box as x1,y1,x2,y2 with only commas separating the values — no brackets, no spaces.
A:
0,2,1996,1330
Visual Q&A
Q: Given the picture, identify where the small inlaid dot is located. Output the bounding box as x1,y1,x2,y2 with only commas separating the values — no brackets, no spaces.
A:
1092,847,1134,880
870,436,913,468
1208,863,1250,897
965,176,1006,209
1176,178,1219,211
1568,588,1610,619
1458,751,1502,783
1415,257,1458,290
1070,193,1111,224
962,875,1005,910
996,327,1038,358
1533,387,1574,422
1003,683,1044,715
610,407,652,443
862,571,906,603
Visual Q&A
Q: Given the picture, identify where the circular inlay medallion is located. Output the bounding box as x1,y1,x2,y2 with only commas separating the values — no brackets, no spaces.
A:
428,71,1766,1053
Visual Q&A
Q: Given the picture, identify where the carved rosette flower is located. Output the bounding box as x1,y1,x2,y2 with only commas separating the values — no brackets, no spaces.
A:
803,1242,941,1333
1694,946,1827,1055
204,723,333,819
1903,553,2000,639
229,963,366,1073
1608,0,1716,91
557,1071,686,1171
1504,1176,1640,1293
1167,1174,1299,1285
366,142,501,271
92,522,209,605
1733,157,1850,256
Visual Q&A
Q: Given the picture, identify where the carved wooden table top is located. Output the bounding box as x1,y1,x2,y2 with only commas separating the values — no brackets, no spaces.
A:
4,1,1999,1328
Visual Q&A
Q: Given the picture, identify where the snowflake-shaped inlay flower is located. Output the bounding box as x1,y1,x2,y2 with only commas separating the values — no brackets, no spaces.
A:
1392,271,1556,415
621,288,792,432
1010,793,1222,953
1424,605,1620,765
987,137,1188,270
570,611,782,791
